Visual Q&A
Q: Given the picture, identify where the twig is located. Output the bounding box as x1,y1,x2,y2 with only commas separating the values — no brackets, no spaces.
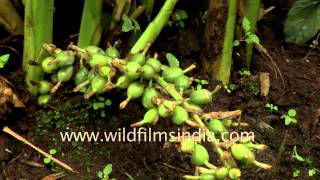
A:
201,110,242,120
7,152,23,164
3,126,77,173
255,43,285,87
161,162,190,173
41,172,66,180
20,159,45,168
274,129,288,172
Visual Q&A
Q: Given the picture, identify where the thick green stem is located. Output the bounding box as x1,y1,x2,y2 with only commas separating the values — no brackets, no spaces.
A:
77,0,104,48
130,0,178,54
23,0,54,95
244,0,261,67
215,0,238,85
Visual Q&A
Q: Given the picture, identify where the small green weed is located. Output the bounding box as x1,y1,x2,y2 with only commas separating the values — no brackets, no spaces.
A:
43,148,61,172
122,15,141,33
194,79,209,90
91,96,112,118
168,9,188,28
233,17,260,47
97,164,115,180
281,109,297,126
265,103,278,112
292,146,319,178
238,69,251,76
224,83,237,94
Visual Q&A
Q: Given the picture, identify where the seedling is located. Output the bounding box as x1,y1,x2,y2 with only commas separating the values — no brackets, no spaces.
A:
201,10,208,24
308,168,319,177
91,96,112,118
281,109,297,126
224,84,237,94
292,146,319,177
194,79,209,90
293,169,300,177
168,9,188,28
310,39,319,49
238,69,251,76
43,148,61,172
265,103,278,112
97,164,114,180
233,17,260,47
0,54,10,68
242,17,260,45
43,149,57,164
245,80,260,96
122,15,141,33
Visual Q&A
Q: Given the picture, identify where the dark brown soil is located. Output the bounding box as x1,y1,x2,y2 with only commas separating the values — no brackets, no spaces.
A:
1,1,320,180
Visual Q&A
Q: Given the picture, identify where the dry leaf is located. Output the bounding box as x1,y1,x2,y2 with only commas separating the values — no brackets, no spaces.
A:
0,76,25,113
259,72,270,97
41,172,66,180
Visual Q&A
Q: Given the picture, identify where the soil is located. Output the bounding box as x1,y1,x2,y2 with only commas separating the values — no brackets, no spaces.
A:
1,1,320,180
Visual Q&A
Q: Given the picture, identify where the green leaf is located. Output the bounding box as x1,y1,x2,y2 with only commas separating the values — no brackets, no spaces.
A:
97,171,104,178
133,19,141,32
103,164,113,176
246,34,260,44
284,0,320,44
293,169,300,177
79,87,87,93
105,99,112,106
174,9,188,21
49,149,57,155
196,84,202,90
93,102,105,110
165,53,179,67
285,116,297,125
98,96,105,101
201,10,208,23
0,54,10,68
233,40,240,46
122,15,134,32
179,21,185,28
292,146,306,162
288,109,297,117
200,80,209,85
101,111,106,118
308,168,318,176
43,157,51,164
242,17,251,33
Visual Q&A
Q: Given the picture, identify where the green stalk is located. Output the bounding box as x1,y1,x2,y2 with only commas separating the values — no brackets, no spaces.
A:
154,75,183,100
243,0,260,67
130,0,178,54
141,0,155,21
77,0,104,48
215,0,238,85
23,0,54,95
